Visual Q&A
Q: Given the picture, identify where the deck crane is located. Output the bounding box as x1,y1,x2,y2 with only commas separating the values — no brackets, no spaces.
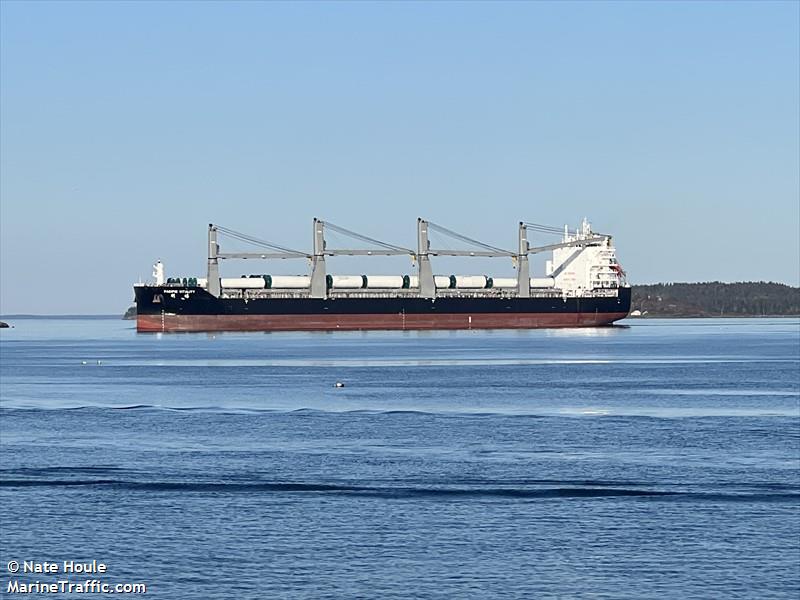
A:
204,219,610,299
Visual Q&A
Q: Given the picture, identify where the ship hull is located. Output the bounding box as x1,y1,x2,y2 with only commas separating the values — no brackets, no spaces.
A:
134,286,631,332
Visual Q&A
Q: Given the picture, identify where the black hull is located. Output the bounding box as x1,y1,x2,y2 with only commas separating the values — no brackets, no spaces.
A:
134,286,631,332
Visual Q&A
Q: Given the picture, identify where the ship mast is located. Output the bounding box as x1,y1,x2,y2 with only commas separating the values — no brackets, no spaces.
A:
207,224,221,297
310,218,327,298
417,219,435,298
517,222,530,298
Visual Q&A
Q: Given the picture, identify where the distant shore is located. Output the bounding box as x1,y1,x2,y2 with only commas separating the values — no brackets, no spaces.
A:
631,281,799,318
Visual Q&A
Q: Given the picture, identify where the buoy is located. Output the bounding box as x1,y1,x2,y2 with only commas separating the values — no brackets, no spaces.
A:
334,382,345,388
81,361,88,365
96,360,102,365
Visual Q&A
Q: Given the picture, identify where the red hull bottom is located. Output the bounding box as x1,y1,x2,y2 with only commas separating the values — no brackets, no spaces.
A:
137,312,629,333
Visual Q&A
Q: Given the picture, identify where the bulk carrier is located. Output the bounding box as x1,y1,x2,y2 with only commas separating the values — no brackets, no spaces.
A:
133,218,630,332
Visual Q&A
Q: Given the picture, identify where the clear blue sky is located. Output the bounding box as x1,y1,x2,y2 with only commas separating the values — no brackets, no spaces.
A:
1,1,798,314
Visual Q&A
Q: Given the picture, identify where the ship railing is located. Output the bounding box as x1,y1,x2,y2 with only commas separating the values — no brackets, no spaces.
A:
218,288,622,300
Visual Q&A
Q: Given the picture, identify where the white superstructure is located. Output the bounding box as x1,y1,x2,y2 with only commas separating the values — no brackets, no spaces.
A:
152,261,165,286
546,218,624,294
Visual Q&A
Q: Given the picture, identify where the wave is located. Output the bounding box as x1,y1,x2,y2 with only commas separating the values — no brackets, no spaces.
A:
2,469,795,489
0,466,128,475
651,389,800,397
1,404,798,419
1,477,797,502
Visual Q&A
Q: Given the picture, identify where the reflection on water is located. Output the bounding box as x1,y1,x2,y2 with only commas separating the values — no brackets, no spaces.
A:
543,324,628,338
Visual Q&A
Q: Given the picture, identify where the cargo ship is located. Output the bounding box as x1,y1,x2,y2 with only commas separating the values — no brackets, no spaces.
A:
133,218,630,332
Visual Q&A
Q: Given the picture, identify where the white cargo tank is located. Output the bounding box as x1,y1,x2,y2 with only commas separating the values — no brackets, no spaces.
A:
365,275,406,289
221,277,265,289
434,275,456,289
331,275,366,289
491,277,518,289
455,275,488,289
530,277,555,288
270,276,310,289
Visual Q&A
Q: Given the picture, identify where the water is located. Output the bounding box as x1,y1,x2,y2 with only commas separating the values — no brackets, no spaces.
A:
1,318,798,598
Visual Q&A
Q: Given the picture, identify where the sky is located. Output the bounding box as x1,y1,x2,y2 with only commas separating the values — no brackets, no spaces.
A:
1,0,798,314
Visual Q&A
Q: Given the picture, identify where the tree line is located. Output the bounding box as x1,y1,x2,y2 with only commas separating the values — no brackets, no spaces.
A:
631,281,800,317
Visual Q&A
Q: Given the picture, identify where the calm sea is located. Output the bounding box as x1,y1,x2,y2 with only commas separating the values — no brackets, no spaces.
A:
1,318,798,598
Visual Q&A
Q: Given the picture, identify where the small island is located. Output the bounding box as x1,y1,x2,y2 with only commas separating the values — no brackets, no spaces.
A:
122,306,136,320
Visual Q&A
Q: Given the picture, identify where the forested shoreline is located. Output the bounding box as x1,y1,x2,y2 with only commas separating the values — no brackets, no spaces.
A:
631,282,800,317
